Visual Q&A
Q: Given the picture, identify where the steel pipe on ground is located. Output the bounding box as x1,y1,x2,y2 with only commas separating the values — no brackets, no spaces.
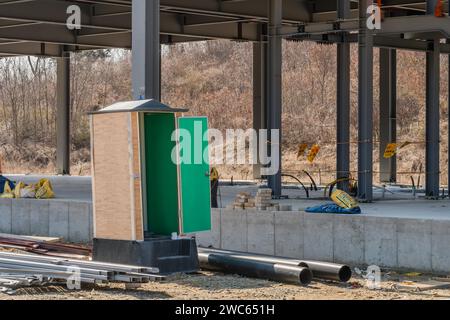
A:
198,252,313,286
198,248,352,283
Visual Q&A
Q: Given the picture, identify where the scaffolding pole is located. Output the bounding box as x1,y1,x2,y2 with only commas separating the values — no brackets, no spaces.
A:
358,0,374,202
132,0,160,100
253,24,268,180
336,0,351,191
56,51,70,175
267,0,283,197
379,48,397,183
425,0,440,199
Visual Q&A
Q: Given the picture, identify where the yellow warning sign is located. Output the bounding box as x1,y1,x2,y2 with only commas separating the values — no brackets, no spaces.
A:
331,189,358,209
383,143,398,159
307,145,320,163
297,144,309,159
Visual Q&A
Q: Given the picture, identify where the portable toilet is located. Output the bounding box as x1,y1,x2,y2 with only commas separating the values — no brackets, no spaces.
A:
89,99,211,274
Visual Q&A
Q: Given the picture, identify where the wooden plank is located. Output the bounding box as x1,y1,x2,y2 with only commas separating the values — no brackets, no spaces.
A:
92,113,134,241
131,113,144,241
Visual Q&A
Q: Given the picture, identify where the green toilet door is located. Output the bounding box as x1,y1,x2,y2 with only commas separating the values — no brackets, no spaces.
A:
178,117,212,234
144,113,180,236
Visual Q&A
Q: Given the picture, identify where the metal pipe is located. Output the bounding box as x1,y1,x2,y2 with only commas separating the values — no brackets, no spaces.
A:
0,252,159,274
198,252,313,286
199,248,352,283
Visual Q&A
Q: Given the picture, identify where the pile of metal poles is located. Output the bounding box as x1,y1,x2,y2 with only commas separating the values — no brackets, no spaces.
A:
0,251,164,292
198,248,352,286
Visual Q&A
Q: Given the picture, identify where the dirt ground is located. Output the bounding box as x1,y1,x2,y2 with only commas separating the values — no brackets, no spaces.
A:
2,270,450,300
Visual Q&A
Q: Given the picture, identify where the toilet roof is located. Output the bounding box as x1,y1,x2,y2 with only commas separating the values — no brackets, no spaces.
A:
90,99,189,115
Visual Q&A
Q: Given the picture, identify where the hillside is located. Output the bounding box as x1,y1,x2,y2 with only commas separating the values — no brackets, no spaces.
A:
0,40,448,186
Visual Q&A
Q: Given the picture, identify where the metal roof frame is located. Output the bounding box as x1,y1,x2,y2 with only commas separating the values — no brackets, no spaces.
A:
0,0,447,57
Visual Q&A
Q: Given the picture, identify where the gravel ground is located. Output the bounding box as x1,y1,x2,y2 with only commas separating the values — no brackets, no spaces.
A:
2,271,450,300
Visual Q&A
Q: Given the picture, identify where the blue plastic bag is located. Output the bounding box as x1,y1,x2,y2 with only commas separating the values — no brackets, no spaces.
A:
306,203,361,215
0,176,15,194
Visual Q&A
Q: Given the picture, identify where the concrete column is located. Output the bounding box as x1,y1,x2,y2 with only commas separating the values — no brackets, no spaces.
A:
253,25,268,179
357,0,374,202
267,0,283,197
336,0,351,191
379,48,397,183
426,0,440,199
132,0,160,100
56,52,71,175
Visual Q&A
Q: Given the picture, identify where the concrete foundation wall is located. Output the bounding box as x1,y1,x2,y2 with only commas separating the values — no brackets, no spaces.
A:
0,199,93,243
196,209,450,274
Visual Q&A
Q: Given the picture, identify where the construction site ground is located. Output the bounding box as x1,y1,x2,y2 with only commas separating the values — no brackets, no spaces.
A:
2,270,450,300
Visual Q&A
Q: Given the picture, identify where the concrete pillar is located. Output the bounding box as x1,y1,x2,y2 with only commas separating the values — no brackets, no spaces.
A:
379,48,397,183
357,0,374,202
132,0,160,100
426,0,440,199
56,52,71,175
267,0,283,197
336,0,351,191
253,25,268,180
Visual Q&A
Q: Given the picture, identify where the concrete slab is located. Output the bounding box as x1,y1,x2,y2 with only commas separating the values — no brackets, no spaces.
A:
11,200,31,235
364,216,398,268
274,211,304,259
247,212,275,255
68,202,91,243
49,201,70,239
431,220,450,273
30,200,50,236
303,213,334,261
2,176,450,272
220,209,247,252
397,219,432,271
0,199,12,234
333,215,365,265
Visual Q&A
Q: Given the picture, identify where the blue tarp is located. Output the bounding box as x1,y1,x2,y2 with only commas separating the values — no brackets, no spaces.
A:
306,203,362,215
0,176,15,194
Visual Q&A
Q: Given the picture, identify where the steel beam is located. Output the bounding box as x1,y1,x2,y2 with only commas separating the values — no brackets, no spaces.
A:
267,0,283,197
425,40,441,198
426,0,441,199
379,48,397,183
357,0,374,202
253,25,268,180
56,51,71,175
336,0,351,191
132,0,160,100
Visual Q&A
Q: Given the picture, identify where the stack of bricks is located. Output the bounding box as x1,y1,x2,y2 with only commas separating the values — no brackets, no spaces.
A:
230,192,256,210
255,189,273,211
226,188,292,211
